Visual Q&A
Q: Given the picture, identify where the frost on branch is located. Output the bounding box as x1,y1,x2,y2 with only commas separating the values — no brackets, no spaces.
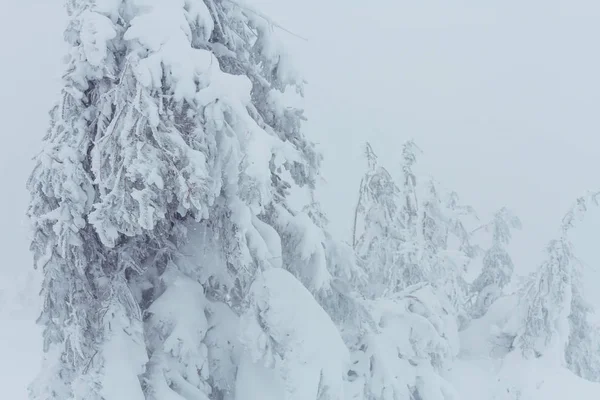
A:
143,267,212,400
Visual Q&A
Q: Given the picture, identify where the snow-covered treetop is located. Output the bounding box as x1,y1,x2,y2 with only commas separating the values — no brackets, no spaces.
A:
513,191,600,363
560,191,600,234
468,207,521,319
353,143,401,246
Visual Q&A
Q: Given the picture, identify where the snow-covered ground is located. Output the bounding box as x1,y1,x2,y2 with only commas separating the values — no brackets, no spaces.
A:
452,296,600,400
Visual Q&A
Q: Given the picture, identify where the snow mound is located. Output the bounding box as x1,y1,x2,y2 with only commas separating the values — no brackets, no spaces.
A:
239,268,349,400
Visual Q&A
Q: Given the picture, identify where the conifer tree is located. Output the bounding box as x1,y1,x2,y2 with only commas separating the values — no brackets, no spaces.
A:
562,194,600,381
28,1,349,399
353,141,477,310
565,283,600,382
396,140,426,288
349,142,469,400
352,143,404,297
470,207,521,319
418,179,477,326
514,236,574,361
514,193,600,365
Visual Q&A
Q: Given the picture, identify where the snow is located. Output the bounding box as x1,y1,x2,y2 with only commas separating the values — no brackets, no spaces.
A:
144,267,213,399
100,307,147,400
251,215,283,268
275,208,332,291
235,352,285,400
239,268,349,400
124,0,218,103
450,351,600,400
79,10,116,67
459,294,520,359
351,284,460,400
454,291,600,400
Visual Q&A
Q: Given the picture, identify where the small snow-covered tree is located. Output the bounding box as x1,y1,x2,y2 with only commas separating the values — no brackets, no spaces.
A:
352,143,404,296
418,179,477,325
514,236,574,361
396,141,477,311
470,208,521,319
396,140,425,288
28,1,147,398
513,193,600,365
562,193,600,381
565,283,600,382
349,141,472,399
352,140,477,314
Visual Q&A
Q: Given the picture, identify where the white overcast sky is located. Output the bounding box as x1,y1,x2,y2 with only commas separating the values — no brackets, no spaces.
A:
1,1,600,395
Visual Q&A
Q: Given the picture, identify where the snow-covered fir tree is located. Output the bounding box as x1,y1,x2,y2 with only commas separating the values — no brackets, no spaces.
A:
418,178,478,328
469,207,521,319
562,193,600,382
352,140,477,297
352,143,404,297
349,142,478,400
512,193,600,367
396,140,425,288
514,236,574,361
27,1,355,399
565,282,600,382
353,140,478,313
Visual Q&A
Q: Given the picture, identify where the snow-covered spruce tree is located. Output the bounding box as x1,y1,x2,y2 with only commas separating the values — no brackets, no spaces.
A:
565,283,600,382
469,207,521,319
352,141,477,316
348,142,468,400
352,143,404,297
395,140,477,301
513,193,600,366
418,178,478,328
396,139,425,288
562,193,600,382
28,1,352,399
353,140,436,293
28,1,148,397
513,236,573,361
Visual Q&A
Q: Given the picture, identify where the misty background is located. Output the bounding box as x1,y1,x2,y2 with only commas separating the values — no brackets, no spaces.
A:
1,0,599,398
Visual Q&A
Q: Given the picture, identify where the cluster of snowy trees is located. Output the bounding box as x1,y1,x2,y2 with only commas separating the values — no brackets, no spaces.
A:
27,0,600,399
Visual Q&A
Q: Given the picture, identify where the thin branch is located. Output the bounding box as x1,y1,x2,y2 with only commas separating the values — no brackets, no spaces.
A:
223,0,308,42
352,177,365,249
